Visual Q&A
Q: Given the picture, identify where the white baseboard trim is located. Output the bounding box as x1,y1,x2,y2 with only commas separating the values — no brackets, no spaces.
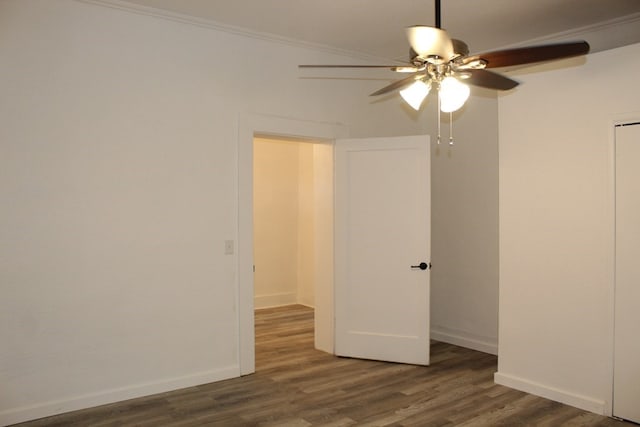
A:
296,302,315,309
0,365,239,426
431,326,498,355
254,292,297,309
494,371,606,415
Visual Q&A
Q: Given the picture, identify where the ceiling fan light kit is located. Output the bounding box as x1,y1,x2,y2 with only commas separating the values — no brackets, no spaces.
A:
439,76,470,113
400,80,431,110
299,0,590,145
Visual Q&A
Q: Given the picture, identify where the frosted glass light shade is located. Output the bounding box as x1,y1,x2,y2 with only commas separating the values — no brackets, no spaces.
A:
439,77,470,112
400,80,431,110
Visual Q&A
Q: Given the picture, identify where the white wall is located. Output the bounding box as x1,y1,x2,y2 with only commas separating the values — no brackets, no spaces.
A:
496,42,640,414
312,143,335,352
253,138,300,307
297,143,316,307
0,0,499,423
252,137,314,308
430,92,500,355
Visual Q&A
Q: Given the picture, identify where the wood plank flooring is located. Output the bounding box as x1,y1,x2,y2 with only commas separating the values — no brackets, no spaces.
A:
14,305,634,426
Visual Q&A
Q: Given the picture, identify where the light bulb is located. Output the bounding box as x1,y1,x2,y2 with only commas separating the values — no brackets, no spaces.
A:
399,80,431,110
439,76,470,113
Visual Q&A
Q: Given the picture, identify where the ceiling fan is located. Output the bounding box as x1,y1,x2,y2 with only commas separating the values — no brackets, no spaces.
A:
299,0,590,143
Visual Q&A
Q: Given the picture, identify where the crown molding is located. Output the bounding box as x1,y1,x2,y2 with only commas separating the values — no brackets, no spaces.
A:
493,12,640,51
76,0,397,63
75,0,640,59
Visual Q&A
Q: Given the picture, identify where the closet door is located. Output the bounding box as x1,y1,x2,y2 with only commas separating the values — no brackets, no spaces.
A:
614,123,640,424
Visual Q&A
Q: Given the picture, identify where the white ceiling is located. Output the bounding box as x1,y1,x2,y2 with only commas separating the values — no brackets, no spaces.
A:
119,0,640,60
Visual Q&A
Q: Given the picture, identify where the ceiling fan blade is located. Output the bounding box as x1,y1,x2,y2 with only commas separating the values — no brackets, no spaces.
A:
370,74,424,96
299,64,419,73
451,39,469,57
464,69,519,90
299,65,405,69
406,26,454,60
478,41,590,68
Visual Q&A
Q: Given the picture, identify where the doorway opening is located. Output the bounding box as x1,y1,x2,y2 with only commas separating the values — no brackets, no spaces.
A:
251,134,334,371
253,136,319,309
238,114,346,375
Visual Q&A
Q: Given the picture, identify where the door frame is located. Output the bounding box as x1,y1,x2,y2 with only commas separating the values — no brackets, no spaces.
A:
237,113,347,374
609,114,640,418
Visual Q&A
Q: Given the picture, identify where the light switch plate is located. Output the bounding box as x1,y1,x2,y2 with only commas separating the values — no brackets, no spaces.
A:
224,240,234,255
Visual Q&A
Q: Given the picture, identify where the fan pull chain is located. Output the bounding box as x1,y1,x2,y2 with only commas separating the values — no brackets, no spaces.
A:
437,94,441,144
449,111,454,145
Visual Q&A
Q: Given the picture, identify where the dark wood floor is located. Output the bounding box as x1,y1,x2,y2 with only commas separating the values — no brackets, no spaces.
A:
15,305,633,426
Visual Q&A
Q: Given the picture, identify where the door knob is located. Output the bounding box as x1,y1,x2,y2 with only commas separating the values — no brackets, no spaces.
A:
411,262,429,270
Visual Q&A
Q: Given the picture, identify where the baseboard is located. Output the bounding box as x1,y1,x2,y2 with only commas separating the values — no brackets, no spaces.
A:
431,325,498,355
494,371,606,415
254,292,297,309
296,302,315,309
0,365,239,426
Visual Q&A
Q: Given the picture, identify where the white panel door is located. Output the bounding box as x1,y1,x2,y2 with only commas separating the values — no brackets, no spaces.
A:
335,135,430,365
614,123,640,424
